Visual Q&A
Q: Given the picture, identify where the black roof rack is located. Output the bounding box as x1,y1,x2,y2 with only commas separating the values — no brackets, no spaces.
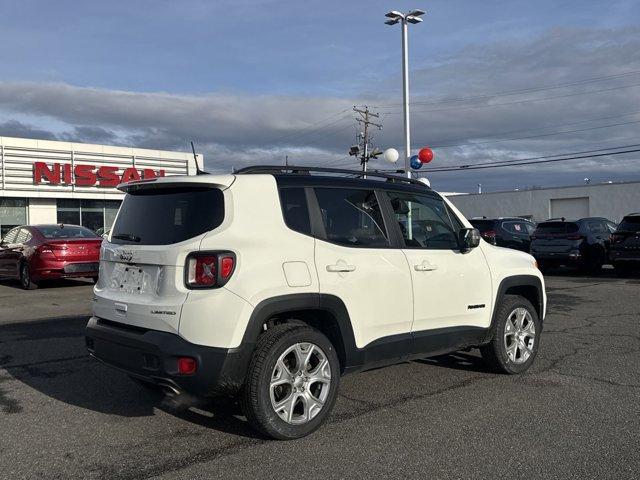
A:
234,165,429,188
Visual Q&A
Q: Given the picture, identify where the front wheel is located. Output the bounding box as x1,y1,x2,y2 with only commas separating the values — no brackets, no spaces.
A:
20,263,38,290
241,324,340,440
480,294,540,374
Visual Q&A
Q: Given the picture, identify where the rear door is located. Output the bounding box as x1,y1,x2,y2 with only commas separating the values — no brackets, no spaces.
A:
94,185,226,334
0,228,20,277
501,220,533,252
312,187,413,351
383,190,492,333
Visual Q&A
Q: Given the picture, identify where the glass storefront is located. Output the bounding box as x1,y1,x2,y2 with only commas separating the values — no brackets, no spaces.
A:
0,198,28,238
56,199,121,233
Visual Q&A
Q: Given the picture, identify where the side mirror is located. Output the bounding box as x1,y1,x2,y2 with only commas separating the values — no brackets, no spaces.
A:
459,227,481,252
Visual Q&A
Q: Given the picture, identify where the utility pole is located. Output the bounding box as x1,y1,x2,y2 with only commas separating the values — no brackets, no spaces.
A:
352,106,382,174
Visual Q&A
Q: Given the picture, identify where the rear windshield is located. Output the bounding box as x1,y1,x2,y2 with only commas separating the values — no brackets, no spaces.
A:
37,225,99,239
111,187,224,245
535,222,579,234
617,216,640,232
470,220,495,232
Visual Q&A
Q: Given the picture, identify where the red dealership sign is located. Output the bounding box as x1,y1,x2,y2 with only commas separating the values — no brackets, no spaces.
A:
33,162,165,187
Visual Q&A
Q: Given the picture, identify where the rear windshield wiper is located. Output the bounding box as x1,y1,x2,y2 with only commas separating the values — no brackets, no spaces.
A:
112,233,141,242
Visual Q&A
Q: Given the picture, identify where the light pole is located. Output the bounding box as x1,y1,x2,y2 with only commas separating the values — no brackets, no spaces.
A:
385,9,425,178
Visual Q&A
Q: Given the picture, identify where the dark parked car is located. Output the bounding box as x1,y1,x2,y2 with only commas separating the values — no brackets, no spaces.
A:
530,217,616,273
610,213,640,274
0,224,102,289
470,217,536,252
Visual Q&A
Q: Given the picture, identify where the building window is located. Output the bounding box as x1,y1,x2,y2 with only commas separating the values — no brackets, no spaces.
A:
0,198,28,238
56,199,121,233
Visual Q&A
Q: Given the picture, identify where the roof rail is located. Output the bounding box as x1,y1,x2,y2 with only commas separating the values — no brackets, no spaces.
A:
234,165,429,188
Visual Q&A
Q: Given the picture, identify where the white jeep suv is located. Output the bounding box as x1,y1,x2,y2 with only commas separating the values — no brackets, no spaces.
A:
86,166,545,439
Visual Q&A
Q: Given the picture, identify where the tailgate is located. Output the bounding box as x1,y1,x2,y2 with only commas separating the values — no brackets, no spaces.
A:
93,242,195,334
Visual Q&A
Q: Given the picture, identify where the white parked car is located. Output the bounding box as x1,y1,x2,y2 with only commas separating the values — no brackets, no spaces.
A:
86,166,546,439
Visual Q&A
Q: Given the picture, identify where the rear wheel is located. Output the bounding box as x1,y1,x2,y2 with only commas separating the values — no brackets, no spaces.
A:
241,324,340,440
19,262,38,290
613,261,633,276
480,294,540,374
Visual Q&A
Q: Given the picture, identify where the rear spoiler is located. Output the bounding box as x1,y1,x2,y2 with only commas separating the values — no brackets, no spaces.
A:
118,175,235,193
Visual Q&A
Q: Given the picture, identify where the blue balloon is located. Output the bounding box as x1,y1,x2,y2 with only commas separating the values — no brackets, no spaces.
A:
410,155,422,170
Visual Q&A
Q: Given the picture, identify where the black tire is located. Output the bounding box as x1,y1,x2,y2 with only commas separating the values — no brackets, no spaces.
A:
240,324,340,440
613,262,633,276
480,294,540,374
19,262,38,290
580,249,604,274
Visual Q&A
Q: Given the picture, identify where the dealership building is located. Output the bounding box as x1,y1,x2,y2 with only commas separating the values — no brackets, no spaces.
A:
0,136,202,237
448,180,640,223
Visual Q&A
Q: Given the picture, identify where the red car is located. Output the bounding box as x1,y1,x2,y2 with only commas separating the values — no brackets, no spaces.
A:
0,224,102,289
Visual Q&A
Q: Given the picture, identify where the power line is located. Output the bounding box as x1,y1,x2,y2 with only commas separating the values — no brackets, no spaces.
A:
429,117,640,149
421,145,640,173
372,69,640,108
381,82,640,115
427,110,640,149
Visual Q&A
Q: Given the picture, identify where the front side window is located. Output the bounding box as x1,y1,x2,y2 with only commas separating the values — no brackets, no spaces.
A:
617,216,640,233
314,188,388,247
386,191,461,250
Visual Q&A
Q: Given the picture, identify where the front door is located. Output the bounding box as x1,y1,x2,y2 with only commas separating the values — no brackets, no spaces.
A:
312,187,413,351
382,190,492,334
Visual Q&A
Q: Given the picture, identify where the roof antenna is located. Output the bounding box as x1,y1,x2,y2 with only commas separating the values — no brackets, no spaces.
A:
190,141,206,175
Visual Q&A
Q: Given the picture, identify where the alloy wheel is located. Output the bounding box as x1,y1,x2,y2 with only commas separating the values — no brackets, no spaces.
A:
270,342,331,425
503,307,535,364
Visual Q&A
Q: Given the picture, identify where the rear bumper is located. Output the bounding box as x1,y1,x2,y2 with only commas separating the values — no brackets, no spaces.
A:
85,317,251,396
531,251,581,262
610,250,640,262
31,259,99,281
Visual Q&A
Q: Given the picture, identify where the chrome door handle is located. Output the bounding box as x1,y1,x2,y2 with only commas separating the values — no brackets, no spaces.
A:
326,264,356,273
414,261,438,271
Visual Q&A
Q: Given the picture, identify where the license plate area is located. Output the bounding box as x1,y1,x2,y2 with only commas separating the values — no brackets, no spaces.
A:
64,263,98,273
112,263,146,294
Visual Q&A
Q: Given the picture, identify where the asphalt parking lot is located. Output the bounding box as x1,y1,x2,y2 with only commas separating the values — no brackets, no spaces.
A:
1,271,639,480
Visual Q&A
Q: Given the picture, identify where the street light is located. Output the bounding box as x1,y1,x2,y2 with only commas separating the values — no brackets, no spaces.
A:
384,9,426,178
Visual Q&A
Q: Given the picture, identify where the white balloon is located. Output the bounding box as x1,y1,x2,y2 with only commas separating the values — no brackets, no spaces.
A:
383,148,399,163
417,177,431,187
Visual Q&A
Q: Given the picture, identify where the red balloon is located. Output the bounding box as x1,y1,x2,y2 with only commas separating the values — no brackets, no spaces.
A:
418,147,434,164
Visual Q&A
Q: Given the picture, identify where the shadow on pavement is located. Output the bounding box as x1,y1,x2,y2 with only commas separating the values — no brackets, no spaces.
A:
415,351,489,373
0,278,94,290
0,316,261,438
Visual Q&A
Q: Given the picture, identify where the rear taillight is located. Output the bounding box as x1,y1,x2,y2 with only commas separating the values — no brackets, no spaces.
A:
38,244,68,257
185,251,236,289
481,230,497,245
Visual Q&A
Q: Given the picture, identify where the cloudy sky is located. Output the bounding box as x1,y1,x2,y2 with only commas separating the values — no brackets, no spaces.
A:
1,0,639,192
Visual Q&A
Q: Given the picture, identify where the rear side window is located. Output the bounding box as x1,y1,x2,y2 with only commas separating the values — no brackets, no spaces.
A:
36,225,98,239
470,220,495,233
535,222,579,234
617,216,640,232
111,187,224,245
315,188,388,247
502,221,530,235
279,187,311,235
